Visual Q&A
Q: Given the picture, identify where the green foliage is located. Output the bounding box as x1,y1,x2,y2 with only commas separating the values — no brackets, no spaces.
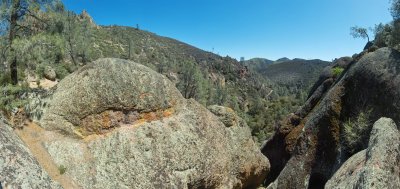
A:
391,0,400,20
342,111,371,154
176,61,211,105
391,20,400,51
35,63,47,78
0,84,29,113
244,58,329,142
332,67,344,78
373,23,392,47
350,26,370,41
12,33,65,69
58,165,66,174
0,71,12,85
369,1,400,51
54,63,72,79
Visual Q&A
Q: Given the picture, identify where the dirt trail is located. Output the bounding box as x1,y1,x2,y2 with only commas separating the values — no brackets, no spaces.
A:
15,122,80,189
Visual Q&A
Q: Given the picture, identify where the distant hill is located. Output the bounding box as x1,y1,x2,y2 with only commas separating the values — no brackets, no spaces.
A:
275,57,291,63
244,58,273,72
263,59,330,89
245,58,331,96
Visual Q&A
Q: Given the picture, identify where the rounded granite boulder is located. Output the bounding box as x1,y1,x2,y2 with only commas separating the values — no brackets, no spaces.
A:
38,58,269,188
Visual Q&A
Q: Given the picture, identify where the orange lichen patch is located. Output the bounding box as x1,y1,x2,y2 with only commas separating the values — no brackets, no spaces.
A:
162,108,175,117
140,108,175,122
101,112,111,129
80,110,128,135
285,123,305,154
78,107,175,137
141,112,158,122
131,119,147,128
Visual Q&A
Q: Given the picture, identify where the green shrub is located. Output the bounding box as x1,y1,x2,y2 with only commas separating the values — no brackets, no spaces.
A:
342,111,371,154
332,67,344,78
54,64,71,79
35,63,48,79
0,72,12,86
58,165,67,174
0,84,30,114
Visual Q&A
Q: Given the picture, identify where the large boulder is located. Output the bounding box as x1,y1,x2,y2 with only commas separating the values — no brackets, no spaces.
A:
44,66,56,81
0,118,61,189
262,47,400,188
37,58,269,188
325,118,400,188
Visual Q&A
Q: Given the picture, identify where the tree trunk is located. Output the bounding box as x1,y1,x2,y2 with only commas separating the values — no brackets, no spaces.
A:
67,12,77,65
9,0,21,85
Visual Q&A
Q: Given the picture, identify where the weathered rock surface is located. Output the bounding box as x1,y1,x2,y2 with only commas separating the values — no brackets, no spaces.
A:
0,118,61,189
44,66,56,81
37,58,269,188
208,105,246,127
262,47,400,188
325,118,400,189
41,58,182,137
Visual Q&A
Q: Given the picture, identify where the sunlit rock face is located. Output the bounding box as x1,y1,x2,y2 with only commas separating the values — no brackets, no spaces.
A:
38,58,269,188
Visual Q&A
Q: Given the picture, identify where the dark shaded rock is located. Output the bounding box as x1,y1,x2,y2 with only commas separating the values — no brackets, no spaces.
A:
296,78,334,118
262,48,400,188
333,57,353,69
307,66,333,99
363,41,374,50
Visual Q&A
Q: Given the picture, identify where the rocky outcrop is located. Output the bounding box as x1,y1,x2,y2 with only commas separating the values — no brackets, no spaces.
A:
44,66,56,81
36,58,268,188
262,47,400,188
325,118,400,189
0,117,61,189
208,105,246,127
79,10,97,27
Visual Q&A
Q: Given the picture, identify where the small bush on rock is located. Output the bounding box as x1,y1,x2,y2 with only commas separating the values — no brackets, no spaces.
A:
0,84,30,114
58,165,66,175
342,111,371,154
332,67,344,78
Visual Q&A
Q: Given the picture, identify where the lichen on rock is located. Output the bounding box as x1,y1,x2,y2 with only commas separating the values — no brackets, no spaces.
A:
35,58,269,188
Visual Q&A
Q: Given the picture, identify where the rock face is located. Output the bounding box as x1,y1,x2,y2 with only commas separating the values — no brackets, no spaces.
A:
0,118,61,189
262,47,400,188
37,58,269,188
208,105,246,127
325,118,400,189
41,58,181,137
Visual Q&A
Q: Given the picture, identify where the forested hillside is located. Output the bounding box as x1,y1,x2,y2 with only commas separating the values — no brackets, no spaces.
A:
247,58,331,96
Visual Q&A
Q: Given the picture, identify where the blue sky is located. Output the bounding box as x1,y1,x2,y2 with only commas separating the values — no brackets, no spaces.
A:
62,0,393,61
